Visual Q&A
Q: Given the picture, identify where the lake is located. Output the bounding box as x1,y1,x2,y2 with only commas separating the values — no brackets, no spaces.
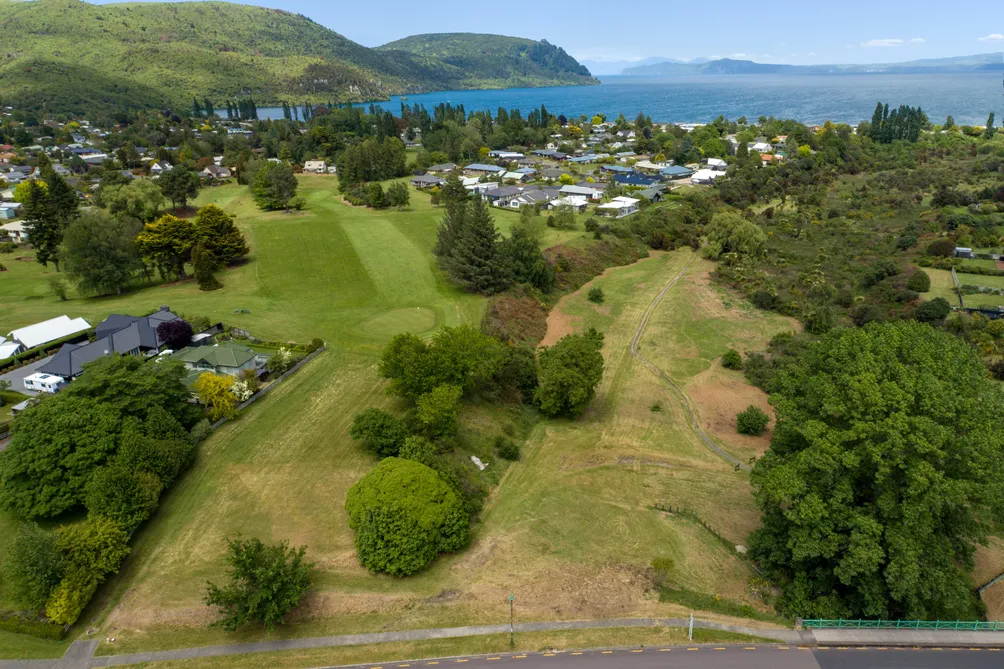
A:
260,73,1002,126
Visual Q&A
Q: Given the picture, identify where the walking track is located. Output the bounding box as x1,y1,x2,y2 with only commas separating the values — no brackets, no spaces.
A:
628,252,748,471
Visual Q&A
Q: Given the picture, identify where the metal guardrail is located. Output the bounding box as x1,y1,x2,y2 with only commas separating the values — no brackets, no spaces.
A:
802,619,1002,631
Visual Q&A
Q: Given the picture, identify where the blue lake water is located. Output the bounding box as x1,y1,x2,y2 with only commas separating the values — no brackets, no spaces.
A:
260,74,1002,126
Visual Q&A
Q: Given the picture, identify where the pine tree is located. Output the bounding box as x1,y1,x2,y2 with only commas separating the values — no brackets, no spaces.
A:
193,242,222,291
438,174,468,206
443,198,510,294
984,112,996,140
434,201,467,259
192,97,203,117
20,181,63,271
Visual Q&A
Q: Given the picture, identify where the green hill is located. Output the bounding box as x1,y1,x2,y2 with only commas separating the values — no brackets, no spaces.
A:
378,33,597,89
0,0,596,113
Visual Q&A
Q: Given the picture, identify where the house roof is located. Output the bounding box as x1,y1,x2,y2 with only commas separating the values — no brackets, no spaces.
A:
411,174,445,185
560,185,603,197
484,186,522,198
614,174,658,186
8,315,91,350
601,164,634,173
0,339,20,359
661,165,694,176
465,163,505,172
174,342,257,369
95,306,180,350
427,163,457,172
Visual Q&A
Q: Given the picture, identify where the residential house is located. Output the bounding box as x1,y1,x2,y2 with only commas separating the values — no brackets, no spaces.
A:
597,196,641,218
613,173,659,187
303,160,327,174
488,150,524,161
38,307,183,380
548,195,588,213
707,157,728,171
637,185,667,203
426,163,457,174
540,167,566,181
410,174,445,189
634,160,667,173
482,186,523,207
173,342,267,381
691,169,724,184
0,337,20,360
1,188,13,201
514,167,537,177
81,153,109,165
750,142,772,154
202,165,232,180
502,171,530,183
6,315,91,356
464,163,506,177
661,165,695,180
508,188,559,209
0,204,21,221
466,181,500,196
601,164,634,174
149,161,171,175
532,149,568,160
559,185,604,201
955,247,975,259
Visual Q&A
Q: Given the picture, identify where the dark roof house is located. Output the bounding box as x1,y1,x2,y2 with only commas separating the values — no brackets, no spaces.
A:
40,307,183,379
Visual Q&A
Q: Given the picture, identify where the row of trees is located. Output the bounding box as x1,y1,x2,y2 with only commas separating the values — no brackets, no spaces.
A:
0,356,205,625
433,181,554,295
335,137,408,187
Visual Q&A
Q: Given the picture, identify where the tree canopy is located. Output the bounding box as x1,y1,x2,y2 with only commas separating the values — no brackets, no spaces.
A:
251,162,298,210
535,329,605,417
749,322,1004,620
345,457,469,576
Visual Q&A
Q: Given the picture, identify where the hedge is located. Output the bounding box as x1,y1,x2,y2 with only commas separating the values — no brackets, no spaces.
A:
0,613,66,640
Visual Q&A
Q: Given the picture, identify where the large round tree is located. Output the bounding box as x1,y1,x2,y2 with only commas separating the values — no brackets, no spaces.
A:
345,458,468,576
749,321,1004,620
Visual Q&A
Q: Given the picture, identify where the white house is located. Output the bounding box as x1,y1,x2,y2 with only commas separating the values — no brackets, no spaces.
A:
750,142,773,154
691,169,724,185
0,220,26,242
6,315,91,353
707,157,728,170
548,195,588,213
23,372,65,394
597,196,640,218
303,160,327,174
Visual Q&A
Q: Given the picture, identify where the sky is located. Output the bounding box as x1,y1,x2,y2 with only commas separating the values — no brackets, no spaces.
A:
90,0,1003,69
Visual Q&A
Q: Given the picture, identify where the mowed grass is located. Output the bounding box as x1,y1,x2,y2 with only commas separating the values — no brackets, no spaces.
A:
928,268,1004,309
1,182,792,659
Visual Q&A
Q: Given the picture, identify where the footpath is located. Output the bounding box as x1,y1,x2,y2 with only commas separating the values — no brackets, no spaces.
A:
5,618,1004,669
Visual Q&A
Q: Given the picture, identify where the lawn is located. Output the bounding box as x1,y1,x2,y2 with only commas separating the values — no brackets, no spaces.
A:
928,268,1004,309
0,179,794,660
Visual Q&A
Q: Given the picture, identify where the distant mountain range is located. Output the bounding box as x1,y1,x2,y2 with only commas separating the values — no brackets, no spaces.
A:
0,0,597,112
620,53,1004,76
579,57,709,76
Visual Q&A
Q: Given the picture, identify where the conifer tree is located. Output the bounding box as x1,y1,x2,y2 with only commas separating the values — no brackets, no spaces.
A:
443,198,510,294
193,242,222,291
433,201,467,259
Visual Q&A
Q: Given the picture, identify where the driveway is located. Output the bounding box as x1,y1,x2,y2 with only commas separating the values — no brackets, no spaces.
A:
0,354,54,397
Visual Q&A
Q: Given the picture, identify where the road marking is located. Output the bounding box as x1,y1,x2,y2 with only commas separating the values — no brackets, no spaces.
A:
988,648,1000,651
817,646,830,650
630,649,643,653
570,652,582,656
931,647,943,651
875,647,888,650
714,647,726,651
686,648,698,651
486,658,500,661
659,648,671,652
797,646,810,650
543,653,556,657
513,655,527,659
856,646,868,650
836,647,849,650
744,647,757,650
600,651,613,654
951,648,963,651
777,646,790,650
399,665,411,667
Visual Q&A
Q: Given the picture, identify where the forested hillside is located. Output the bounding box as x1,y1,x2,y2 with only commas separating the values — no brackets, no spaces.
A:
379,33,596,89
0,0,595,113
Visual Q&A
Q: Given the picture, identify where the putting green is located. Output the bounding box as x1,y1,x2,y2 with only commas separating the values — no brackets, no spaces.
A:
360,306,438,337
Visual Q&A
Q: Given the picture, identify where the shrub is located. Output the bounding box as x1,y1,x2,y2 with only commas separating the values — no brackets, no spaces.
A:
721,349,743,370
906,269,931,293
205,537,311,631
926,238,957,257
0,614,66,640
157,320,194,350
415,384,463,438
306,338,325,353
55,516,130,579
915,297,952,322
1,523,64,612
736,405,770,435
345,458,469,576
84,466,162,533
587,286,604,303
349,408,409,457
494,436,520,461
190,418,212,444
48,276,69,301
535,329,605,417
45,569,98,626
751,289,778,310
398,436,436,466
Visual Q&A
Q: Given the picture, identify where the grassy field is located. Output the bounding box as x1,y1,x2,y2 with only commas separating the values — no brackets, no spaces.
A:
1,179,801,660
928,268,1004,309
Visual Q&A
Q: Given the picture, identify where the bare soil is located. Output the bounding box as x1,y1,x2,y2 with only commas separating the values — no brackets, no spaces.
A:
688,366,775,456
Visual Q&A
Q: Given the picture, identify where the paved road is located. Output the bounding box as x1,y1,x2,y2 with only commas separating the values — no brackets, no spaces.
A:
0,355,54,397
321,646,1004,669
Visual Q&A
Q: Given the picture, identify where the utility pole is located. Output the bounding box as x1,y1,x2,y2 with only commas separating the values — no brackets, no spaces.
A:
688,613,694,641
509,594,515,647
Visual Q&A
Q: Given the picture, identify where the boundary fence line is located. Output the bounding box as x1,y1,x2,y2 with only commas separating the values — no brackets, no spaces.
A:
802,618,1002,631
209,345,326,431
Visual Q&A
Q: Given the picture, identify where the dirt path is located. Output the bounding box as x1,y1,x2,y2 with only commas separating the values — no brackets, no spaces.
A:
627,252,749,471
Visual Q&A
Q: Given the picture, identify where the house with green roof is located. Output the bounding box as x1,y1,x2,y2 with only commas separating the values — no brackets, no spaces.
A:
172,342,267,384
